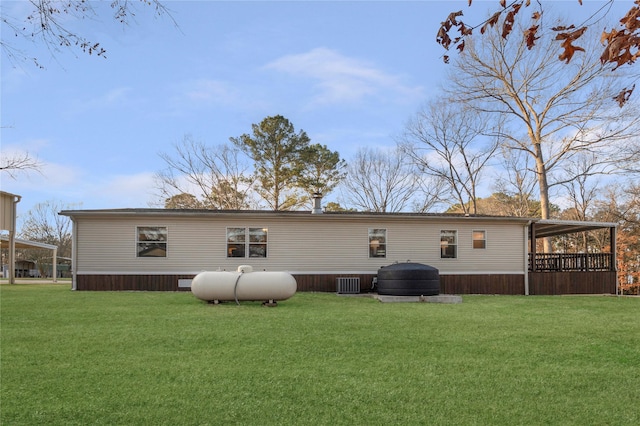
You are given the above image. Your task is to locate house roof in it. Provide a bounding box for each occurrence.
[58,208,617,237]
[58,208,535,223]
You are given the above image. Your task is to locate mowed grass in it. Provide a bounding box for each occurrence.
[1,285,639,425]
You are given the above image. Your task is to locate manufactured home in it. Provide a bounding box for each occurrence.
[59,206,617,295]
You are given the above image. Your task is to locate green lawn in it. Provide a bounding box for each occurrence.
[1,285,639,425]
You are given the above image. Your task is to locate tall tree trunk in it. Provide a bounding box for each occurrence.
[534,143,553,252]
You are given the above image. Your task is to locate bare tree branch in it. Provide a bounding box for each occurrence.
[0,151,43,179]
[400,98,500,214]
[154,135,256,210]
[341,147,421,213]
[1,0,177,67]
[492,145,540,217]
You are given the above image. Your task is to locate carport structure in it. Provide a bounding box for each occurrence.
[0,235,59,281]
[0,191,58,283]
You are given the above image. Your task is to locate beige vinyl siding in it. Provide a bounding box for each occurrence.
[77,218,220,272]
[74,214,526,275]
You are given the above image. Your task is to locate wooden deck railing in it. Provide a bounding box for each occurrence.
[529,253,613,272]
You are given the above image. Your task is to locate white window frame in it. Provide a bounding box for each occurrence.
[369,228,387,258]
[136,226,168,258]
[226,227,268,258]
[440,229,457,259]
[472,230,487,249]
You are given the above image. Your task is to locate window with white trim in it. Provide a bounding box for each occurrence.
[440,230,457,258]
[369,228,386,258]
[227,227,268,258]
[473,230,486,249]
[137,226,167,257]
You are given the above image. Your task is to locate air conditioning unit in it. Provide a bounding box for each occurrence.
[336,277,360,294]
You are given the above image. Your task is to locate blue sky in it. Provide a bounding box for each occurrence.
[1,0,629,221]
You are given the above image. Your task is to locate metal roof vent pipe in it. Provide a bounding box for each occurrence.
[312,192,323,214]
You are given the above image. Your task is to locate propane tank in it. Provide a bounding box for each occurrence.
[191,265,296,304]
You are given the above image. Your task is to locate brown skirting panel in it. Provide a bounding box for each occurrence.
[75,274,378,292]
[298,274,527,294]
[76,275,195,291]
[440,274,525,295]
[528,271,617,295]
[293,274,377,293]
[76,273,526,294]
[77,272,620,295]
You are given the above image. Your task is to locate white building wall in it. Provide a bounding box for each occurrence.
[73,213,526,275]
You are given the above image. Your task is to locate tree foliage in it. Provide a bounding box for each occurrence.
[436,0,640,105]
[164,193,204,209]
[445,192,552,218]
[593,183,640,294]
[230,115,307,210]
[155,135,255,210]
[231,115,326,211]
[157,118,344,212]
[297,143,346,199]
[323,202,357,213]
[444,9,640,236]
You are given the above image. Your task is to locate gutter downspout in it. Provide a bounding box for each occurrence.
[52,247,58,283]
[9,195,21,285]
[524,221,532,296]
[71,217,77,291]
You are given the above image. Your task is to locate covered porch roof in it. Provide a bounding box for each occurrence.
[530,219,617,239]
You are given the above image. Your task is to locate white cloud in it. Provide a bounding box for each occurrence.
[64,87,134,116]
[184,79,238,103]
[1,139,49,154]
[1,161,87,220]
[0,66,32,93]
[85,87,133,108]
[1,138,156,208]
[103,87,131,104]
[264,47,423,105]
[3,160,84,192]
[173,78,269,113]
[2,159,156,213]
[95,172,158,208]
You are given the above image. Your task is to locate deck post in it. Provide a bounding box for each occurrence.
[610,226,617,272]
[524,224,530,295]
[530,222,537,272]
[610,225,617,295]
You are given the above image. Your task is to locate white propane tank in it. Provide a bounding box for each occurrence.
[191,266,297,303]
